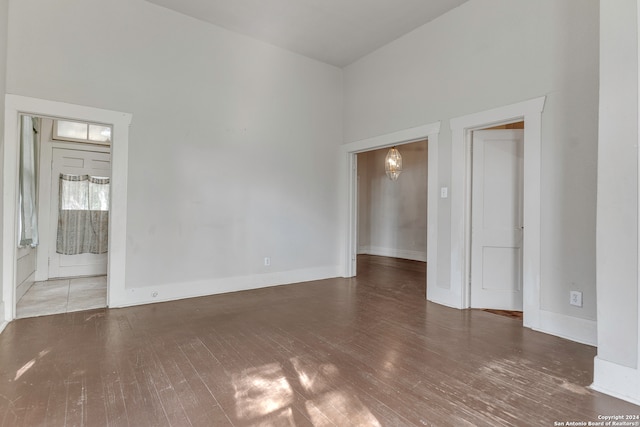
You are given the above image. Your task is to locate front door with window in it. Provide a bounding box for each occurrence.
[49,148,111,278]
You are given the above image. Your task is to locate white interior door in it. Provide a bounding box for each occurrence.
[49,148,111,278]
[470,129,524,310]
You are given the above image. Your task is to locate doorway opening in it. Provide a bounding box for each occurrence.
[355,140,428,294]
[448,96,545,330]
[15,116,112,318]
[469,121,524,315]
[355,140,428,282]
[2,95,132,323]
[341,121,441,294]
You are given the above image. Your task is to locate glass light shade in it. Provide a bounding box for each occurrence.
[385,147,402,180]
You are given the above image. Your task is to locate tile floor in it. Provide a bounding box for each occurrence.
[16,275,107,318]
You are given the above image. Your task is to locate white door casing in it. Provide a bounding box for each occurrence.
[49,148,111,278]
[470,130,524,310]
[2,95,132,322]
[341,122,442,282]
[447,96,544,330]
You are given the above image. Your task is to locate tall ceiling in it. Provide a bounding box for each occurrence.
[145,0,469,67]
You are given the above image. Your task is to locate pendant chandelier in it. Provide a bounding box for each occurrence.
[385,146,402,181]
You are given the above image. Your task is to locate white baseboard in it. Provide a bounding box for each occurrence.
[533,309,597,346]
[425,293,597,346]
[109,265,340,308]
[592,356,640,405]
[0,321,7,335]
[358,246,427,262]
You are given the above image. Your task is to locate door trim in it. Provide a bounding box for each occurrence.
[2,95,132,321]
[340,121,441,289]
[449,96,545,329]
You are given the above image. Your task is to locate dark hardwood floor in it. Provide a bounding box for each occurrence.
[0,255,637,426]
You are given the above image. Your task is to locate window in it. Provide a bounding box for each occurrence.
[59,174,110,211]
[53,119,112,145]
[57,174,110,255]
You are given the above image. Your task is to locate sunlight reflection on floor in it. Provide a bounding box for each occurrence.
[232,357,381,426]
[290,357,337,394]
[305,390,381,427]
[14,348,51,381]
[232,363,294,420]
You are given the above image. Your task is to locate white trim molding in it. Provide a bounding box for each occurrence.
[636,0,640,405]
[635,0,640,408]
[535,310,597,347]
[448,97,546,327]
[592,0,640,406]
[2,94,132,322]
[340,122,441,285]
[111,265,340,308]
[592,357,640,406]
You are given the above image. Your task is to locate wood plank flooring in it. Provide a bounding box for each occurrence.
[0,255,638,426]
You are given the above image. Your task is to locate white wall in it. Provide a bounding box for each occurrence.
[592,0,640,405]
[357,141,427,261]
[15,247,35,300]
[344,0,599,325]
[6,0,343,304]
[0,0,9,326]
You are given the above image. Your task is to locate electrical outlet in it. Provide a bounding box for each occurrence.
[264,257,271,266]
[569,291,583,307]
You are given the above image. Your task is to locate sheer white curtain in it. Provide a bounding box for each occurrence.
[56,174,110,255]
[19,115,39,248]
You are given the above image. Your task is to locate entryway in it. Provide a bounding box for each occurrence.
[356,141,428,260]
[15,116,111,318]
[444,96,545,331]
[342,121,441,283]
[2,94,132,324]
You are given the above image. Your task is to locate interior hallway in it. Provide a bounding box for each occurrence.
[0,256,637,426]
